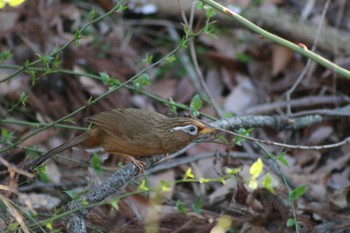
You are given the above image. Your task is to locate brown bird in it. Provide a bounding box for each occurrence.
[25,108,216,172]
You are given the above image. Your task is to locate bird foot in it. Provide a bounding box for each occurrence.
[128,156,145,173]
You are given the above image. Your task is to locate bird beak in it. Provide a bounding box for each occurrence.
[199,125,217,135]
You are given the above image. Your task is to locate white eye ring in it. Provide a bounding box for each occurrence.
[170,125,198,135]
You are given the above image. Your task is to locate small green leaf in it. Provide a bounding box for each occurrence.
[0,50,12,60]
[87,96,94,105]
[167,97,177,114]
[277,152,289,167]
[64,190,79,200]
[233,128,254,146]
[176,199,187,215]
[133,73,151,90]
[286,218,296,227]
[206,7,216,18]
[116,4,128,12]
[181,22,189,36]
[180,37,188,48]
[224,167,240,175]
[190,94,202,110]
[190,94,202,117]
[88,7,96,20]
[236,52,252,63]
[63,117,76,124]
[261,173,275,193]
[75,29,81,46]
[165,55,176,63]
[138,178,149,192]
[45,222,53,231]
[7,222,19,231]
[192,197,202,214]
[110,200,119,210]
[195,1,204,10]
[20,92,28,105]
[81,198,89,206]
[223,112,234,118]
[37,165,49,183]
[160,180,171,192]
[143,54,153,65]
[2,128,15,143]
[100,72,120,87]
[90,153,102,172]
[289,185,307,201]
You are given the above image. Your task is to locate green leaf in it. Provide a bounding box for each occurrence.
[224,167,240,175]
[90,153,102,172]
[180,37,188,48]
[206,7,216,18]
[190,95,202,110]
[81,198,89,206]
[37,165,49,183]
[110,200,119,210]
[261,173,275,193]
[236,52,252,63]
[133,73,151,90]
[165,55,176,63]
[138,178,149,192]
[19,92,28,105]
[64,190,79,200]
[143,54,153,65]
[2,128,15,143]
[99,72,120,87]
[223,112,234,118]
[277,152,289,167]
[75,29,81,46]
[233,128,254,146]
[289,185,307,201]
[167,97,177,114]
[88,7,96,20]
[192,197,202,214]
[286,218,296,227]
[195,1,204,10]
[0,50,12,60]
[190,94,202,117]
[7,222,19,232]
[176,199,187,215]
[160,180,171,192]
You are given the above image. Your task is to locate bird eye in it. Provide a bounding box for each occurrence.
[186,125,197,135]
[170,125,198,135]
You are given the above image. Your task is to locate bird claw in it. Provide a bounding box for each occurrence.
[129,157,145,173]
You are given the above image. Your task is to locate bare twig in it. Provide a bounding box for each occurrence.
[286,0,331,115]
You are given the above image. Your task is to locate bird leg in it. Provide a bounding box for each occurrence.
[117,154,146,173]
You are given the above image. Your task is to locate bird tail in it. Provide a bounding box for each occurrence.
[24,132,89,171]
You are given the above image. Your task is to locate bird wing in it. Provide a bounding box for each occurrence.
[86,108,166,142]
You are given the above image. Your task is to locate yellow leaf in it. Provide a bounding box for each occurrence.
[250,158,263,179]
[248,179,258,190]
[0,1,6,8]
[8,0,25,7]
[184,167,195,180]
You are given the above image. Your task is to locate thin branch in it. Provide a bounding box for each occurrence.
[286,0,331,115]
[200,0,350,78]
[66,155,165,233]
